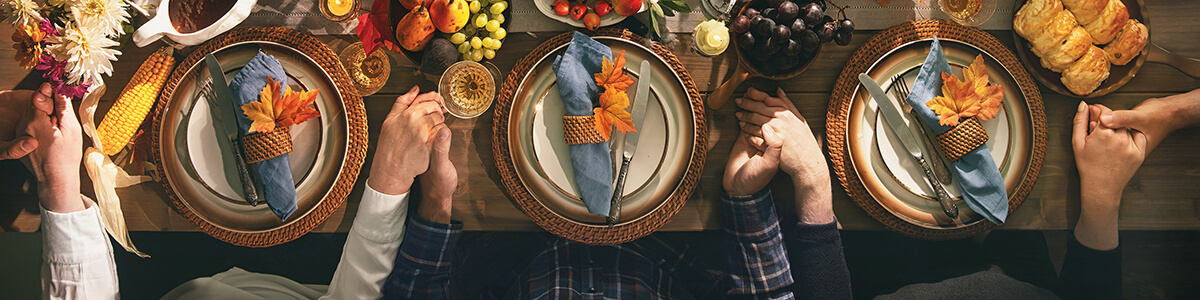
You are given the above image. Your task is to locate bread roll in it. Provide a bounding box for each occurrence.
[1032,10,1079,57]
[1014,0,1064,40]
[1061,0,1106,25]
[1104,19,1148,65]
[1041,27,1093,72]
[1062,46,1110,95]
[1084,0,1129,44]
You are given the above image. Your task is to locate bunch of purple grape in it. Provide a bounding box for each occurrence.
[729,0,854,74]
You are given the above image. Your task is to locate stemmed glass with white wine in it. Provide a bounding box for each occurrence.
[936,0,995,27]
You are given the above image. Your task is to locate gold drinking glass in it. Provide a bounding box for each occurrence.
[439,61,496,119]
[320,0,359,23]
[936,0,995,27]
[339,42,390,97]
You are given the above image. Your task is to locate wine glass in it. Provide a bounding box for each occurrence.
[935,0,995,27]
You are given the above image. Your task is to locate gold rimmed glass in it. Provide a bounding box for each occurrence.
[936,0,995,27]
[338,42,390,97]
[439,61,496,119]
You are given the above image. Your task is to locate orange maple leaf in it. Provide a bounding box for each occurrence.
[594,51,634,91]
[241,77,321,133]
[925,54,1004,127]
[593,88,636,140]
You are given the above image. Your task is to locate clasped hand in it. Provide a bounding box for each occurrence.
[723,87,833,224]
[368,86,456,223]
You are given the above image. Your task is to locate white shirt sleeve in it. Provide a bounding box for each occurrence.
[40,196,119,300]
[320,185,411,300]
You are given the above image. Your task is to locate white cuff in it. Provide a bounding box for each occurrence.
[350,184,410,243]
[40,196,111,265]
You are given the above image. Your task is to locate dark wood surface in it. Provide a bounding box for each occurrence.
[2,1,1199,233]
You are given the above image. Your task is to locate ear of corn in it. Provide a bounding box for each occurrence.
[97,46,175,156]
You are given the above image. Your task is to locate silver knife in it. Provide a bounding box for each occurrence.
[205,54,261,206]
[607,60,653,225]
[859,73,958,219]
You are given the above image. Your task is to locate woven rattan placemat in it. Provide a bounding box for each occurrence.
[151,27,368,247]
[826,19,1047,240]
[492,28,706,245]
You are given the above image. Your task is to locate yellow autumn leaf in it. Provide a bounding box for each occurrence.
[594,51,634,92]
[593,88,635,140]
[925,54,1004,127]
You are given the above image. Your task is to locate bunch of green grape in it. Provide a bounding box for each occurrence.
[448,0,508,62]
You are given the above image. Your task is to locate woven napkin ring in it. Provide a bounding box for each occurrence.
[563,115,606,145]
[935,117,988,162]
[242,127,294,164]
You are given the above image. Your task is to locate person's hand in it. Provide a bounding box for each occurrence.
[417,126,456,223]
[1072,101,1148,250]
[722,125,781,197]
[22,86,84,213]
[735,87,833,224]
[0,83,56,160]
[1099,89,1200,154]
[368,86,447,196]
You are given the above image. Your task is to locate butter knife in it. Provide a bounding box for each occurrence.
[205,54,261,206]
[607,60,653,225]
[860,73,958,219]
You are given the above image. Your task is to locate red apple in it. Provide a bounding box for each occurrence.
[594,0,611,16]
[553,0,570,15]
[570,2,587,20]
[612,0,641,17]
[582,11,600,30]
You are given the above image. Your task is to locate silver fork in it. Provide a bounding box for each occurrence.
[889,73,954,185]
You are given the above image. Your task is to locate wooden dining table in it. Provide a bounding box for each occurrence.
[1,0,1198,235]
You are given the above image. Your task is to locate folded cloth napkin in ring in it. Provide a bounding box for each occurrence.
[903,36,1009,225]
[552,31,614,216]
[227,51,298,221]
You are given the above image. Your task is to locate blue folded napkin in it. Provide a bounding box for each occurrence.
[903,37,1009,225]
[228,51,297,221]
[552,32,614,216]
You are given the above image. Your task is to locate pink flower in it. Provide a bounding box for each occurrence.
[38,19,57,37]
[54,82,91,99]
[35,53,66,82]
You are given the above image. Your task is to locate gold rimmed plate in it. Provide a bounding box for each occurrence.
[151,27,368,247]
[827,20,1047,240]
[494,29,706,245]
[161,42,347,231]
[852,39,1033,228]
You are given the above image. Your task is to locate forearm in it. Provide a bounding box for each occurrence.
[794,177,834,225]
[1170,89,1200,129]
[322,186,411,300]
[40,196,119,300]
[720,189,795,296]
[1074,187,1120,251]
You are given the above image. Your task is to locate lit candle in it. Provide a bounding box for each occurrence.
[327,0,353,16]
[692,19,729,57]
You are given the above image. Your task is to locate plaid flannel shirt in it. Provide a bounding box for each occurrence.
[382,188,820,299]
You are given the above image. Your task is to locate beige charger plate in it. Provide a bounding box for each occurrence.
[828,20,1047,240]
[493,29,707,245]
[151,27,367,247]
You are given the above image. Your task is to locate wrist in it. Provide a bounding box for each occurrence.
[39,182,84,213]
[417,197,452,224]
[368,175,414,196]
[793,177,834,224]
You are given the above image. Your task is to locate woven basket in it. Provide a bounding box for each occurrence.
[827,20,1048,240]
[151,27,368,247]
[492,28,707,245]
